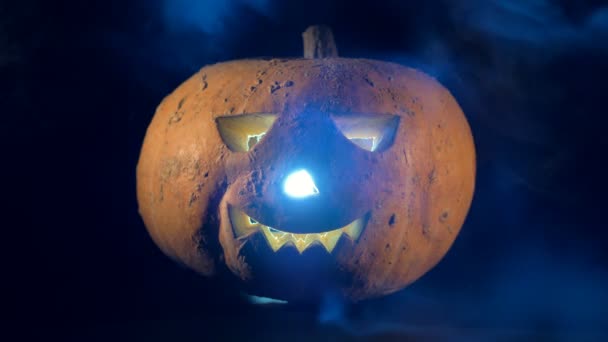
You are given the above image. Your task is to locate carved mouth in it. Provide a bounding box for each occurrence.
[228,206,367,254]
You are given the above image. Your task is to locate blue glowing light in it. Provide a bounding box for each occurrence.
[246,294,288,305]
[283,169,319,198]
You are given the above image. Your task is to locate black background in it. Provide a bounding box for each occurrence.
[5,0,608,340]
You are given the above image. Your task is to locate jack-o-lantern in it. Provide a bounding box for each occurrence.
[137,26,475,301]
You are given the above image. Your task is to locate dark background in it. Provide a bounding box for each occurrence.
[5,0,608,340]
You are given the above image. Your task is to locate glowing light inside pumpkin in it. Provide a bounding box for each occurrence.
[283,169,319,198]
[247,133,266,150]
[228,206,366,254]
[349,137,378,151]
[216,113,276,152]
[332,113,400,152]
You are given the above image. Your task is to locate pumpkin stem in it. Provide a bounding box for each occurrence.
[302,25,338,59]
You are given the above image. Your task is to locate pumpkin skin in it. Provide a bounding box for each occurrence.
[136,57,475,301]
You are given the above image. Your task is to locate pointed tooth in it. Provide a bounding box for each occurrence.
[258,217,366,253]
[319,230,342,252]
[342,219,363,240]
[261,226,288,252]
[269,240,282,251]
[293,233,316,253]
[260,226,279,251]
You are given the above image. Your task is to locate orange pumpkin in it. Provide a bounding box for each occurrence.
[136,26,475,301]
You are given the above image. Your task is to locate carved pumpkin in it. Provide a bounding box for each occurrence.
[136,26,475,301]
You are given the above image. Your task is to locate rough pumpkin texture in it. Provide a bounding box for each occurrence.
[136,58,475,301]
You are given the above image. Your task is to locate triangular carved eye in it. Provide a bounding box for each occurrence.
[332,114,400,152]
[216,114,277,152]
